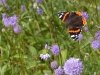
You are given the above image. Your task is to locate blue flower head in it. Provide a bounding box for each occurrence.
[9,14,18,26]
[82,12,88,20]
[13,25,22,34]
[78,34,83,40]
[37,7,43,15]
[0,0,6,5]
[55,66,64,75]
[95,31,100,40]
[21,5,26,11]
[63,58,83,75]
[51,44,60,55]
[91,40,100,50]
[50,61,58,69]
[45,44,50,49]
[2,14,18,27]
[84,26,88,31]
[36,0,43,3]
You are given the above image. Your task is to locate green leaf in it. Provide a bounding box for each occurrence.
[28,46,37,56]
[0,64,8,75]
[61,49,67,64]
[13,54,28,59]
[34,70,41,75]
[27,61,37,69]
[0,58,7,62]
[4,69,11,75]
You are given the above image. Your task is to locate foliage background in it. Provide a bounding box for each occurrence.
[0,0,100,75]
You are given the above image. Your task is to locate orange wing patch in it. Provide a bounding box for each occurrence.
[75,11,82,16]
[69,29,81,33]
[62,12,69,22]
[75,11,87,25]
[82,17,86,25]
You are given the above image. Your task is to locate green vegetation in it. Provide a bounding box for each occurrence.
[0,0,100,75]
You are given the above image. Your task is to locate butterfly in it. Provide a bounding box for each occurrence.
[58,11,86,40]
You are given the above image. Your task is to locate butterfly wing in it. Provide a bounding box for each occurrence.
[58,11,86,41]
[68,27,82,40]
[58,11,69,22]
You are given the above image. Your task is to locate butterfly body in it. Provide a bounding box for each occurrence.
[58,11,86,40]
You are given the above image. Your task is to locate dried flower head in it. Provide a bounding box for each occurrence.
[44,73,49,75]
[1,28,5,32]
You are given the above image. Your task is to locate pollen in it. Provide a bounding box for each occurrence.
[75,11,82,16]
[82,17,86,25]
[62,12,69,22]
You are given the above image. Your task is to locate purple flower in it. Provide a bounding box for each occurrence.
[51,44,60,55]
[54,66,64,75]
[40,54,50,60]
[2,17,11,27]
[82,12,88,20]
[50,61,58,69]
[95,31,100,40]
[36,0,43,3]
[78,34,83,40]
[0,0,6,5]
[91,40,100,50]
[45,44,50,49]
[9,14,18,26]
[21,5,26,11]
[63,58,83,75]
[2,14,18,27]
[13,25,22,34]
[37,7,43,15]
[2,13,7,18]
[84,26,88,31]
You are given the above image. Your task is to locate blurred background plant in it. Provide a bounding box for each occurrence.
[0,0,100,75]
